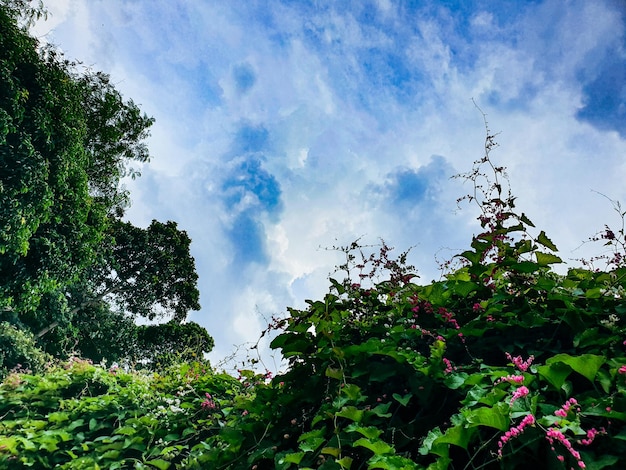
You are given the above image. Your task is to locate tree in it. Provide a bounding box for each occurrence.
[1,4,204,368]
[134,321,214,368]
[0,6,154,316]
[88,219,201,322]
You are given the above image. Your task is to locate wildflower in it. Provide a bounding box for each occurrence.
[554,398,578,418]
[443,357,456,374]
[619,365,626,374]
[472,302,483,313]
[510,386,529,407]
[494,374,524,385]
[498,414,535,457]
[505,352,534,372]
[545,428,586,468]
[201,393,216,410]
[580,427,604,446]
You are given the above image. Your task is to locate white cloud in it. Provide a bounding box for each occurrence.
[34,0,626,372]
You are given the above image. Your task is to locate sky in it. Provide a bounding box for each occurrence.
[31,0,626,371]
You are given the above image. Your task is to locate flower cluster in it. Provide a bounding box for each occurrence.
[498,413,535,457]
[442,357,456,374]
[546,428,586,468]
[580,427,604,446]
[509,385,529,407]
[494,374,524,385]
[554,397,578,418]
[201,393,216,410]
[505,352,534,372]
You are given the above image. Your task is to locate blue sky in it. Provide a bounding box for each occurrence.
[33,0,626,370]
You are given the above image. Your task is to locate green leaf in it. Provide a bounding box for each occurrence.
[114,426,137,436]
[418,428,448,457]
[520,213,535,227]
[346,424,383,440]
[433,425,474,450]
[325,366,343,380]
[341,384,362,401]
[337,456,354,469]
[510,261,540,273]
[298,429,326,453]
[335,406,364,423]
[321,447,341,457]
[392,393,412,407]
[353,438,394,455]
[464,404,509,431]
[546,354,605,383]
[370,402,392,418]
[281,452,305,464]
[536,363,572,390]
[444,373,467,390]
[146,459,171,470]
[101,450,121,460]
[535,251,562,265]
[537,231,558,251]
[367,454,418,469]
[47,412,69,424]
[585,287,604,299]
[581,453,619,470]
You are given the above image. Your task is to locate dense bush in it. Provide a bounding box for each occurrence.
[0,321,50,378]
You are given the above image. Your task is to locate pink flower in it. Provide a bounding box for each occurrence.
[443,357,456,374]
[545,428,587,468]
[554,398,578,418]
[510,386,529,407]
[498,414,535,457]
[619,365,626,374]
[201,393,216,410]
[494,374,524,385]
[505,352,534,372]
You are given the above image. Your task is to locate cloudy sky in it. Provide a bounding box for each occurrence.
[32,0,626,370]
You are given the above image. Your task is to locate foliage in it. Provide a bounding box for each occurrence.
[0,359,242,469]
[0,322,49,378]
[0,2,206,368]
[134,321,215,369]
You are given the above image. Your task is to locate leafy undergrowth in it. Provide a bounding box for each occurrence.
[3,129,626,469]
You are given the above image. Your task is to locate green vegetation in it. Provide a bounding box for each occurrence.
[0,2,209,372]
[2,2,626,469]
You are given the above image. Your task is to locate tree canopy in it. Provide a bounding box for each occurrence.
[0,2,210,372]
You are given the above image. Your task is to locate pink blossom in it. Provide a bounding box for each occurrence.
[498,414,535,457]
[510,386,529,407]
[554,398,578,418]
[201,393,216,410]
[494,374,524,385]
[619,365,626,374]
[443,357,456,374]
[545,428,586,468]
[505,352,534,372]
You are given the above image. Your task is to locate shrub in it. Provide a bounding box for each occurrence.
[0,321,50,379]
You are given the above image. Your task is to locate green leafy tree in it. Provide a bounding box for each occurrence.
[0,5,154,317]
[134,321,214,368]
[22,219,201,361]
[1,4,204,369]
